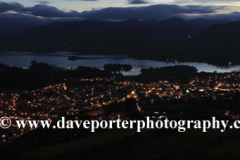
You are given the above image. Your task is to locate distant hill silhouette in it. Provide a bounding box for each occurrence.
[198,20,240,42]
[0,22,41,38]
[104,17,200,42]
[188,18,231,30]
[142,19,159,24]
[0,20,159,54]
[1,17,240,66]
[151,17,199,41]
[172,20,240,65]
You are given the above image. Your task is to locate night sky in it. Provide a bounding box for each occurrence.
[1,1,240,20]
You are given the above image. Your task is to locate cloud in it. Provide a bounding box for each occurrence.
[192,0,239,1]
[0,2,238,21]
[37,1,50,5]
[128,0,148,4]
[19,5,82,17]
[0,12,85,24]
[80,4,217,19]
[0,13,50,25]
[175,0,240,3]
[187,11,240,21]
[0,2,23,12]
[17,4,223,19]
[66,0,97,1]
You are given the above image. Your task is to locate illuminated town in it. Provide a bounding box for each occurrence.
[1,72,240,144]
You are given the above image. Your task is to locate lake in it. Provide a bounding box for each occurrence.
[1,51,240,75]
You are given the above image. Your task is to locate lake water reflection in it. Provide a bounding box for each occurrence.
[0,52,240,76]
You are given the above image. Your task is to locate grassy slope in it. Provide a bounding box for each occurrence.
[24,129,138,159]
[129,129,240,159]
[23,127,240,160]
